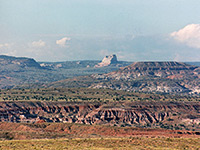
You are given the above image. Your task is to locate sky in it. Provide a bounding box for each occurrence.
[0,0,200,62]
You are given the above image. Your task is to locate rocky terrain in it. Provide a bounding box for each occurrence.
[44,61,200,95]
[103,61,198,79]
[90,61,200,95]
[0,101,199,131]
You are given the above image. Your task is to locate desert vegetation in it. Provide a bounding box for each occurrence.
[0,87,199,102]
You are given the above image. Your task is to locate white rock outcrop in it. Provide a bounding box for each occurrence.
[95,54,118,67]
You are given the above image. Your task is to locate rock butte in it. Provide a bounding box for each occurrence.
[95,54,118,67]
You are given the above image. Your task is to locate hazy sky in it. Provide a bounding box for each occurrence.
[0,0,200,61]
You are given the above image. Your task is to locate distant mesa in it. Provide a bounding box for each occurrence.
[0,55,42,69]
[106,61,199,79]
[93,61,200,81]
[95,54,118,68]
[90,61,200,94]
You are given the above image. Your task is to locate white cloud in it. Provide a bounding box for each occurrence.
[0,43,13,49]
[170,24,200,48]
[56,37,71,47]
[31,40,46,47]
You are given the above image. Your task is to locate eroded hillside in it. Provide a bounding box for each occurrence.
[0,101,199,131]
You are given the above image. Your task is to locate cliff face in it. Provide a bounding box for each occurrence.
[1,101,199,131]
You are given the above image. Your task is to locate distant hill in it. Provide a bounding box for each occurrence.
[90,61,200,94]
[185,62,200,67]
[46,61,200,95]
[0,55,44,88]
[39,54,131,69]
[0,55,132,89]
[0,55,42,71]
[98,61,198,80]
[39,60,100,69]
[1,55,199,95]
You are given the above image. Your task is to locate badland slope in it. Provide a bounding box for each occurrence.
[0,101,199,131]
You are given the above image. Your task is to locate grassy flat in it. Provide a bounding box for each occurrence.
[0,137,199,150]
